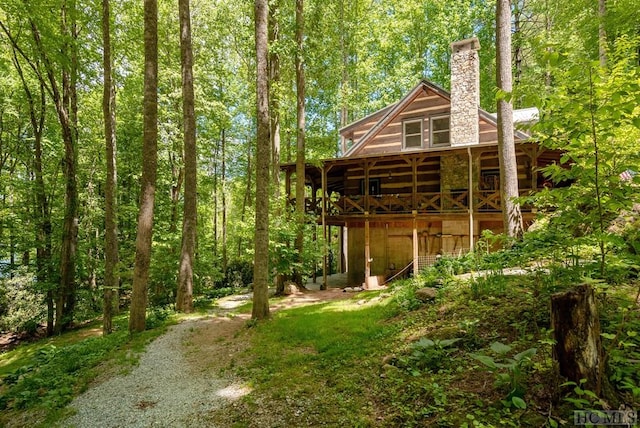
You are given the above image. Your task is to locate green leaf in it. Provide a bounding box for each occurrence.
[471,354,497,369]
[513,347,537,361]
[437,338,462,348]
[490,341,512,355]
[601,332,616,340]
[511,396,527,409]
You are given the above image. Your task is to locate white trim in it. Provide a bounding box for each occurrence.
[429,114,450,147]
[402,118,424,150]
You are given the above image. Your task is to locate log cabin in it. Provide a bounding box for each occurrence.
[282,38,561,287]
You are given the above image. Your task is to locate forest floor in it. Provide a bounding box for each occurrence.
[61,285,351,427]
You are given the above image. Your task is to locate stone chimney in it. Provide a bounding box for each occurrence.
[449,37,480,146]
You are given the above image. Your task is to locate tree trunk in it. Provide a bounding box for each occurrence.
[551,284,603,395]
[496,0,524,239]
[27,5,79,333]
[102,0,119,335]
[169,152,184,233]
[269,0,281,199]
[252,0,270,320]
[221,128,228,277]
[212,142,218,259]
[293,0,306,287]
[269,0,285,295]
[130,0,158,333]
[12,48,54,335]
[598,0,607,67]
[176,0,197,313]
[237,141,252,259]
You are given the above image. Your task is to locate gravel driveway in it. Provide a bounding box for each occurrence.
[61,287,349,428]
[61,317,249,428]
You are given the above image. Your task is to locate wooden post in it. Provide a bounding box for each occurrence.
[339,225,346,273]
[412,211,419,276]
[321,165,327,290]
[364,214,370,287]
[412,157,418,210]
[364,160,370,212]
[551,284,603,395]
[468,147,474,251]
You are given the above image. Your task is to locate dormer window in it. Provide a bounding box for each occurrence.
[430,115,450,146]
[403,119,423,150]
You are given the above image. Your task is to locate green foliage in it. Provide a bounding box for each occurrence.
[145,306,173,330]
[0,315,170,420]
[531,35,640,278]
[1,332,125,410]
[561,379,604,410]
[219,260,254,288]
[0,270,46,333]
[601,296,640,402]
[398,337,462,374]
[471,342,537,409]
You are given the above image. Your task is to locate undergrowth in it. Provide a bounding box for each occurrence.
[0,313,173,427]
[213,245,640,427]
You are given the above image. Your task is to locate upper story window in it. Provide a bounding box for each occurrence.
[430,115,450,146]
[403,119,423,150]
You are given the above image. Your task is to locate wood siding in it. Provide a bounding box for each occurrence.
[339,84,515,158]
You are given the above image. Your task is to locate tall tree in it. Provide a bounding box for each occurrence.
[10,48,53,335]
[252,0,270,320]
[293,0,306,287]
[176,0,196,313]
[18,2,81,333]
[130,0,158,333]
[496,0,523,239]
[269,0,281,200]
[102,0,119,335]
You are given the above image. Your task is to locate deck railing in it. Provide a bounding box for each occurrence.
[305,188,535,216]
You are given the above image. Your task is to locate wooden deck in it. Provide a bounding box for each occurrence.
[299,188,534,217]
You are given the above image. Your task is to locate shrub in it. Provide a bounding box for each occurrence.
[0,271,45,333]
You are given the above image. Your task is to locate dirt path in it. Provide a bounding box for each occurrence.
[62,288,349,427]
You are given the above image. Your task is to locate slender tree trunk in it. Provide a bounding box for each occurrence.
[169,151,184,233]
[237,141,252,259]
[252,0,270,320]
[130,0,158,333]
[496,0,523,239]
[212,142,218,259]
[26,5,79,333]
[269,0,285,294]
[293,0,306,287]
[11,47,54,335]
[269,0,281,198]
[339,0,349,129]
[513,0,523,108]
[221,128,228,277]
[177,0,197,313]
[598,0,607,67]
[102,0,119,334]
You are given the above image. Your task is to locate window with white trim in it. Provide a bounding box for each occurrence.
[403,119,423,150]
[430,115,450,146]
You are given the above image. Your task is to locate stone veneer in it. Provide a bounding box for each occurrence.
[440,153,468,191]
[450,38,480,147]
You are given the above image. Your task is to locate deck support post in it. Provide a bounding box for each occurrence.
[364,212,370,287]
[468,147,474,251]
[412,211,419,276]
[321,165,327,290]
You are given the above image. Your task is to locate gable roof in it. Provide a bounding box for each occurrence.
[342,79,531,157]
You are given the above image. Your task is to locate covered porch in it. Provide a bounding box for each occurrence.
[281,143,561,287]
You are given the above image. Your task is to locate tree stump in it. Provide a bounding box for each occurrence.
[551,284,603,395]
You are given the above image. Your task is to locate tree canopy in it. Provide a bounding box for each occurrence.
[0,0,637,331]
